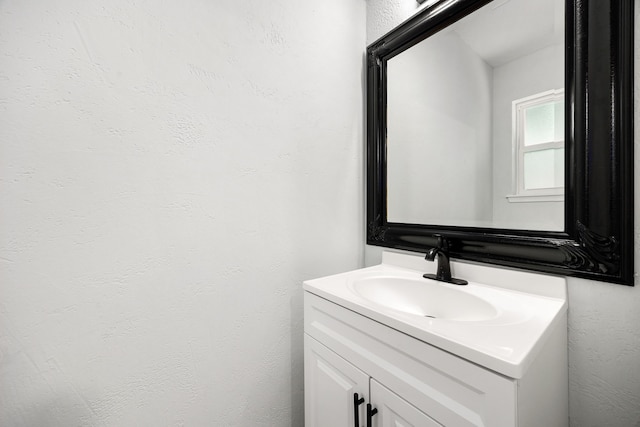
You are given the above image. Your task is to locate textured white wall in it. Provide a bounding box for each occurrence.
[0,0,365,425]
[366,0,421,45]
[365,2,640,426]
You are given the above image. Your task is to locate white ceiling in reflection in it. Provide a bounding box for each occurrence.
[448,0,564,67]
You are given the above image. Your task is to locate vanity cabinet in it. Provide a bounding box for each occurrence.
[304,291,567,427]
[305,335,440,427]
[304,335,369,427]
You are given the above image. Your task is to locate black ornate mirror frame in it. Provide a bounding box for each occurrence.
[367,0,634,285]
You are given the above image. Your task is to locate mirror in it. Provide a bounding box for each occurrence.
[367,0,634,284]
[386,0,564,230]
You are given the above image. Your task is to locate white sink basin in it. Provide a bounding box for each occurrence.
[350,276,498,321]
[304,252,568,378]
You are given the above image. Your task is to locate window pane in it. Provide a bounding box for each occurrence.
[524,101,563,146]
[524,148,564,189]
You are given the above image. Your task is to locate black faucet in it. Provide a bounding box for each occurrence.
[423,235,468,285]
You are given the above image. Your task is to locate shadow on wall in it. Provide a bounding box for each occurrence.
[5,395,98,427]
[290,287,305,427]
[233,285,305,427]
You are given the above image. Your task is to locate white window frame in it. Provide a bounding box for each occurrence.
[507,89,565,203]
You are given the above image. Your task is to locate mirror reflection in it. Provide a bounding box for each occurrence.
[386,0,564,230]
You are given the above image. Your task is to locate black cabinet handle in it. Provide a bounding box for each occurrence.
[366,403,378,427]
[353,393,365,427]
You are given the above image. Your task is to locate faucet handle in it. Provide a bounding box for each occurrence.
[425,234,447,262]
[433,234,448,251]
[424,234,468,285]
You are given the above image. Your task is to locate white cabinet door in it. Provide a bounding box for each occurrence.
[305,335,370,427]
[370,379,442,427]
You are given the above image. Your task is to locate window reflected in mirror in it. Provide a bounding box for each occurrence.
[386,0,564,231]
[509,89,564,202]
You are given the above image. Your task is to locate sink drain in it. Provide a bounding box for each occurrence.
[424,315,436,319]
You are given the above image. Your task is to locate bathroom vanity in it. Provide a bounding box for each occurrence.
[303,251,568,427]
[307,0,634,422]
